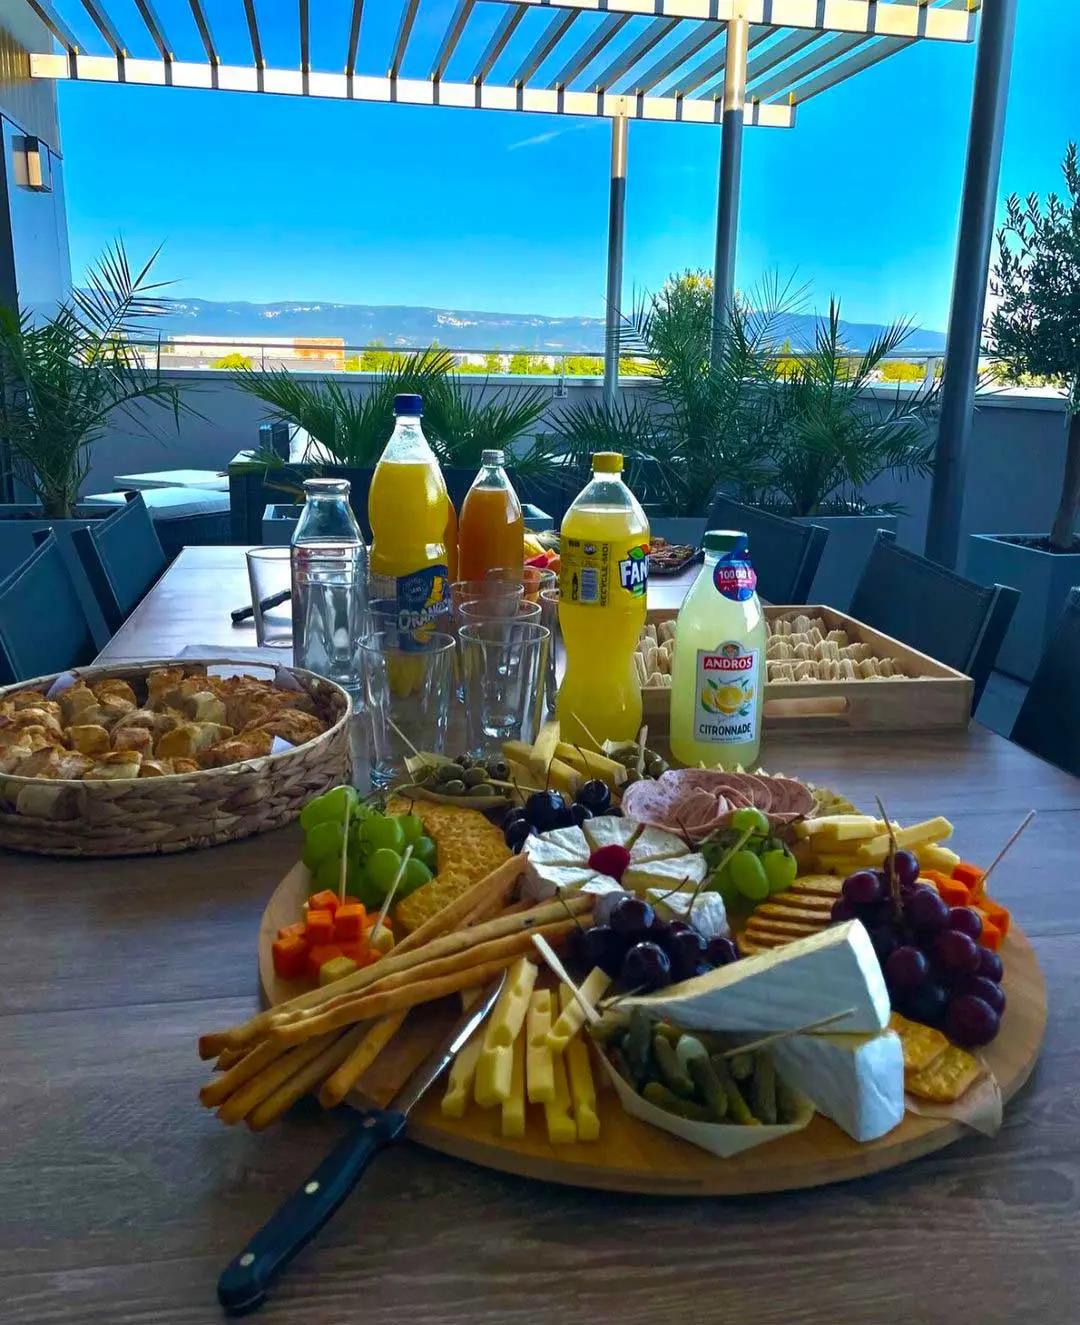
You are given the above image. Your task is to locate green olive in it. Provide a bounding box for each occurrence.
[467,783,496,797]
[440,778,467,795]
[462,767,487,787]
[486,758,510,782]
[435,764,461,785]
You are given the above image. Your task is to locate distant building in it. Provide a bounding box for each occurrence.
[165,335,346,366]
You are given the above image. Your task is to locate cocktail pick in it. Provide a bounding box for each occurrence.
[570,711,603,753]
[718,1008,857,1058]
[530,933,601,1025]
[977,810,1036,894]
[337,795,352,909]
[370,844,413,941]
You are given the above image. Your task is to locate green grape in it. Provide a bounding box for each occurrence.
[302,820,345,871]
[729,807,770,838]
[412,835,437,870]
[347,864,386,911]
[366,847,403,896]
[398,857,433,899]
[314,854,343,893]
[729,849,770,901]
[397,813,424,845]
[299,785,357,833]
[360,814,406,853]
[761,848,797,895]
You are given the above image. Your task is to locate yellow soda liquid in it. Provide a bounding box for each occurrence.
[557,454,650,746]
[669,530,766,768]
[369,395,449,650]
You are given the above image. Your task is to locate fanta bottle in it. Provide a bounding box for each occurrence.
[368,394,449,640]
[458,449,524,580]
[669,530,765,769]
[557,453,649,746]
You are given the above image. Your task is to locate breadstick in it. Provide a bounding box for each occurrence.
[272,919,586,1045]
[269,898,591,1031]
[200,1037,282,1108]
[216,1032,337,1125]
[248,1025,368,1131]
[198,867,559,1058]
[269,940,577,1049]
[318,1011,408,1109]
[214,1046,250,1072]
[394,855,525,954]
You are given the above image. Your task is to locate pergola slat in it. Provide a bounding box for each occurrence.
[186,0,218,66]
[510,9,578,86]
[24,0,80,54]
[590,17,679,92]
[626,19,719,94]
[131,0,172,60]
[430,0,476,80]
[471,6,526,82]
[547,12,629,88]
[389,0,421,78]
[80,0,127,56]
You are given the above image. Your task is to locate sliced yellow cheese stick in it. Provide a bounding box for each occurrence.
[474,1044,513,1108]
[526,989,556,1104]
[546,967,612,1053]
[856,817,954,861]
[441,1032,484,1119]
[544,1043,577,1144]
[557,987,600,1142]
[918,843,961,873]
[501,1029,527,1139]
[554,743,628,786]
[487,956,538,1048]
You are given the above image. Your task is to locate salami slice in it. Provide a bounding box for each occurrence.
[767,776,816,818]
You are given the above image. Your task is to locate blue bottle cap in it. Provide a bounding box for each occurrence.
[394,393,423,416]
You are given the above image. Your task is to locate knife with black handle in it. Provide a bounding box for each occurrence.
[216,974,506,1316]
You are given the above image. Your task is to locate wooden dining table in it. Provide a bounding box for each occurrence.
[2,546,1077,1323]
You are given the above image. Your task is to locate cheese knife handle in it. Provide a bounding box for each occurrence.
[216,1109,406,1315]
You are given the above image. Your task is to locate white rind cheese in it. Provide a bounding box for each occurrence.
[583,815,639,852]
[623,853,708,895]
[648,889,729,940]
[770,1030,905,1142]
[622,921,890,1034]
[629,827,689,865]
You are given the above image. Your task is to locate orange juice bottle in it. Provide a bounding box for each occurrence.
[557,453,649,746]
[457,449,524,580]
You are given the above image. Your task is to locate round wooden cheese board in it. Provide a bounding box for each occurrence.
[259,865,1046,1195]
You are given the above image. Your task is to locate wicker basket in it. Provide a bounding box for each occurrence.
[0,658,352,857]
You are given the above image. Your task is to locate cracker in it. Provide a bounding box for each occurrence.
[905,1043,982,1102]
[889,1011,949,1073]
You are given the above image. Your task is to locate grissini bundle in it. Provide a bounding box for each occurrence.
[216,1032,337,1125]
[317,1012,409,1110]
[247,1025,369,1131]
[197,855,527,1060]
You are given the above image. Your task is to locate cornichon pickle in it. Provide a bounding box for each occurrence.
[750,1052,778,1125]
[687,1054,729,1120]
[642,1081,712,1122]
[711,1053,759,1126]
[653,1033,696,1098]
[729,1051,754,1081]
[625,1008,654,1082]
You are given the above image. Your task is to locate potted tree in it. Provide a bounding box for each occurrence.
[752,300,937,609]
[0,242,185,627]
[966,142,1080,679]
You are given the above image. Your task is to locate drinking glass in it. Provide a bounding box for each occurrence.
[359,631,456,788]
[459,621,550,754]
[487,564,557,604]
[245,547,293,648]
[456,598,541,628]
[450,578,522,620]
[538,586,560,714]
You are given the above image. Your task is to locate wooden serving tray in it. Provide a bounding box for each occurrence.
[642,605,974,734]
[258,865,1045,1196]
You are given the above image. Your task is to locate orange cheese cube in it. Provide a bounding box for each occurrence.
[308,889,341,914]
[305,909,335,945]
[272,935,309,981]
[306,944,343,981]
[334,903,367,943]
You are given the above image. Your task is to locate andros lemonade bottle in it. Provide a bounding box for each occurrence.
[368,394,449,639]
[669,530,766,769]
[557,453,649,746]
[458,449,524,580]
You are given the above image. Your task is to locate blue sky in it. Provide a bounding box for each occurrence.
[58,2,1078,333]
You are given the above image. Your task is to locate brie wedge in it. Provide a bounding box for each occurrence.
[623,853,708,895]
[648,889,729,940]
[770,1030,905,1141]
[622,921,890,1034]
[583,815,639,852]
[629,826,689,865]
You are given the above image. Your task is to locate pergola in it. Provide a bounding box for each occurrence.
[16,0,1017,565]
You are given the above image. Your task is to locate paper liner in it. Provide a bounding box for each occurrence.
[905,1063,1003,1137]
[597,1051,814,1158]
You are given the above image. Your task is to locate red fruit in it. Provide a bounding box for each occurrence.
[946,994,1001,1047]
[525,553,550,568]
[948,906,984,941]
[933,928,981,975]
[588,844,631,881]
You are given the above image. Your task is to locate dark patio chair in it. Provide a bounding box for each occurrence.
[849,530,1020,709]
[71,492,167,633]
[704,494,828,604]
[0,531,99,684]
[1011,587,1080,776]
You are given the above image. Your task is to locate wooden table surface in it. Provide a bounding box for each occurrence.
[4,547,1078,1323]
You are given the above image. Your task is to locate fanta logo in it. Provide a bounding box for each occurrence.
[703,653,753,671]
[618,544,649,594]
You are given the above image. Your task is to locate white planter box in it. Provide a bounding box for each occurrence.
[791,514,898,610]
[966,533,1080,681]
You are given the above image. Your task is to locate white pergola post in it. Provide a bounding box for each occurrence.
[925,0,1018,568]
[603,113,629,406]
[711,13,749,360]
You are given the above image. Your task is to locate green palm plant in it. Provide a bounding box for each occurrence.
[0,242,185,518]
[753,301,938,517]
[547,270,802,515]
[423,374,551,472]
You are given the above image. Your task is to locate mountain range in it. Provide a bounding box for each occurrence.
[154,297,948,355]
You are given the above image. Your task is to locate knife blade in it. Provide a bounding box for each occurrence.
[217,973,507,1316]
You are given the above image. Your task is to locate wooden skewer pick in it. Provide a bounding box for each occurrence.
[570,711,603,754]
[635,724,648,778]
[720,1008,856,1058]
[530,933,600,1025]
[337,795,352,908]
[371,844,413,940]
[978,809,1036,894]
[387,715,421,759]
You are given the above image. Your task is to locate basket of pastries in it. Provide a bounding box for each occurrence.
[0,659,351,857]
